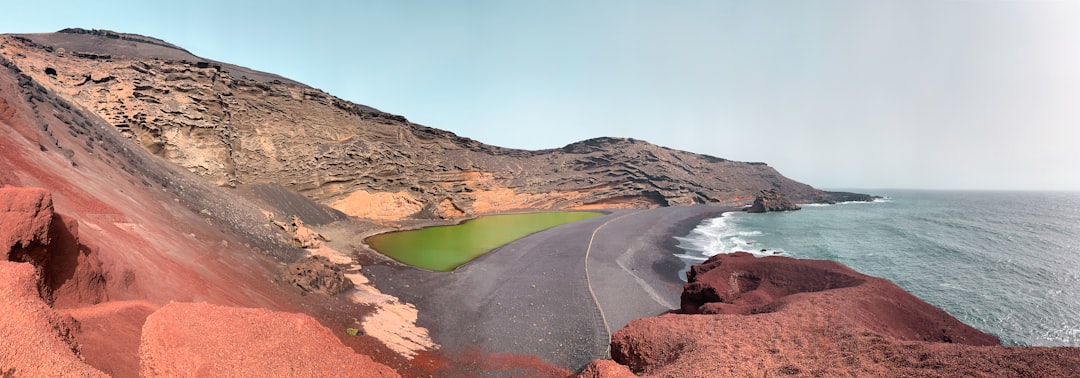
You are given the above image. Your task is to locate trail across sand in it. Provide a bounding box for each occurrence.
[364,205,732,370]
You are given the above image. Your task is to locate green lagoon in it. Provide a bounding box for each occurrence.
[367,211,603,271]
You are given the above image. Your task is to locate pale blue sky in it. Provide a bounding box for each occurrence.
[4,1,1079,190]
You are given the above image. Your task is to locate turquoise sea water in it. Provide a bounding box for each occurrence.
[674,190,1080,346]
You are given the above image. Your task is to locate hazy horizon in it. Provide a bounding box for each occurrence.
[4,1,1079,191]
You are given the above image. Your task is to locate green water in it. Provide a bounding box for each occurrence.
[366,211,604,271]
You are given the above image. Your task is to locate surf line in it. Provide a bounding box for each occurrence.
[584,210,642,356]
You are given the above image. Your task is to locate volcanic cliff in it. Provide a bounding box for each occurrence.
[0,28,863,223]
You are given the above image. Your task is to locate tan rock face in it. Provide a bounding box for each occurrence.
[139,302,399,378]
[331,190,424,220]
[0,31,855,222]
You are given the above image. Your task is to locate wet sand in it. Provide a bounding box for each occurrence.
[363,205,732,371]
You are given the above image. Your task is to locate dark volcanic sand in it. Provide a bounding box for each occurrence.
[363,205,732,371]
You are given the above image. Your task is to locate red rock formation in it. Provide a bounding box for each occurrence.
[583,252,1080,377]
[678,252,996,344]
[1,187,54,263]
[139,302,398,377]
[577,359,635,378]
[0,261,106,377]
[1,187,107,307]
[60,301,159,378]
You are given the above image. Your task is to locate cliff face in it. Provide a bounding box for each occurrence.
[1,29,849,221]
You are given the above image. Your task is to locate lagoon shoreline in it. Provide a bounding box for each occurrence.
[362,205,734,371]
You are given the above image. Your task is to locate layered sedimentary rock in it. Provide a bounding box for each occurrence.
[1,29,857,222]
[1,30,397,375]
[583,252,1080,377]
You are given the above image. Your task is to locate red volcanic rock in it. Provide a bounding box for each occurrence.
[0,261,107,377]
[139,302,398,377]
[1,186,54,262]
[596,252,1080,377]
[576,359,635,378]
[679,252,995,345]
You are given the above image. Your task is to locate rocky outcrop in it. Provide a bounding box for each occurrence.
[1,187,106,307]
[286,255,351,295]
[822,190,881,203]
[1,187,54,263]
[0,261,107,377]
[584,252,1080,377]
[270,213,327,249]
[139,302,399,377]
[743,188,801,213]
[0,31,865,222]
[677,252,996,344]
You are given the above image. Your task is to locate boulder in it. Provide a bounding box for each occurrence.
[139,302,398,377]
[286,255,351,295]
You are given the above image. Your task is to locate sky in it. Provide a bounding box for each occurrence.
[3,1,1079,190]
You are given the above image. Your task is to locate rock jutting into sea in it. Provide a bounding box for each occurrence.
[743,188,802,213]
[579,252,1080,377]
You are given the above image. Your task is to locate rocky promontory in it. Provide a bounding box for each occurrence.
[743,188,801,213]
[583,252,1080,377]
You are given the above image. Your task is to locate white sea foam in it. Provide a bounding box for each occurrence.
[800,197,891,207]
[674,212,783,260]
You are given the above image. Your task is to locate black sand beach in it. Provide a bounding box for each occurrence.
[363,205,732,370]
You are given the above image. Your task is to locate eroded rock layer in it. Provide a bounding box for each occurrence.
[1,29,855,221]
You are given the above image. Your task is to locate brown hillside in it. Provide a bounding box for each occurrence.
[1,29,863,222]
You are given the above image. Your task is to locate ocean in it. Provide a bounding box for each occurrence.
[674,190,1080,347]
